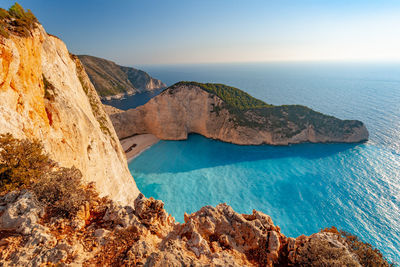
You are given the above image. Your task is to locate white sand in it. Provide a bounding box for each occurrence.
[121,134,160,162]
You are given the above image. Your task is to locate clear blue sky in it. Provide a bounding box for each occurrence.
[1,0,400,65]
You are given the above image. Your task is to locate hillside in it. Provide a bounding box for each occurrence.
[78,55,166,99]
[110,81,369,145]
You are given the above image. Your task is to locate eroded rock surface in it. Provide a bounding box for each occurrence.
[0,191,362,266]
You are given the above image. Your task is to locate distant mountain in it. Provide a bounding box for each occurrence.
[78,55,166,99]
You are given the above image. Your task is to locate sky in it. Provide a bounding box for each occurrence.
[1,0,400,65]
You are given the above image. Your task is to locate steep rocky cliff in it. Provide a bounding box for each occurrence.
[78,55,166,99]
[110,82,369,145]
[0,9,139,204]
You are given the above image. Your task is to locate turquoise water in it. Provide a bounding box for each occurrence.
[129,62,400,261]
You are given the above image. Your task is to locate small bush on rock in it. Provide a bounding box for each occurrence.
[0,133,95,219]
[0,133,51,192]
[294,233,360,267]
[33,167,94,219]
[85,226,139,266]
[321,226,395,267]
[0,2,38,38]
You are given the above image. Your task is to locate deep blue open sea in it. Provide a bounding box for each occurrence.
[126,62,400,262]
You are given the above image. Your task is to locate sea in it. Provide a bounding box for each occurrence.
[107,62,400,262]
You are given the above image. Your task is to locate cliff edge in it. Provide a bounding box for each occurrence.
[110,82,369,145]
[0,6,139,204]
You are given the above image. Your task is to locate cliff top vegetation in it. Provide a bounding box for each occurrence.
[0,2,38,38]
[170,81,273,110]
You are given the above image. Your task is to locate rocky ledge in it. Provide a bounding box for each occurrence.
[0,190,378,266]
[109,82,369,145]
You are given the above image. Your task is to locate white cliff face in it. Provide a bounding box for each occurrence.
[0,25,139,205]
[110,85,369,145]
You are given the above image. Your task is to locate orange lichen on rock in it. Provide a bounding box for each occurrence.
[0,47,13,89]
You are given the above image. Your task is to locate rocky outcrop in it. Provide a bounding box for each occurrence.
[0,21,139,204]
[102,104,123,115]
[110,82,369,145]
[0,190,363,266]
[78,55,166,99]
[0,190,89,265]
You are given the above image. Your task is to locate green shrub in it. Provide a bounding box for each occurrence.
[0,133,50,192]
[0,2,38,38]
[0,133,95,219]
[8,3,37,23]
[0,25,9,38]
[0,8,10,19]
[8,3,24,19]
[170,81,272,111]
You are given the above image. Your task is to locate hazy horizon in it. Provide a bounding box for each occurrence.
[2,0,400,65]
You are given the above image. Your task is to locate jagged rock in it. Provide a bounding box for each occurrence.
[71,201,91,230]
[103,201,139,228]
[94,228,110,245]
[0,190,366,266]
[0,191,43,234]
[288,232,361,266]
[133,193,175,235]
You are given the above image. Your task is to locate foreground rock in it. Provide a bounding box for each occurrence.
[110,82,369,145]
[0,190,366,266]
[0,12,139,204]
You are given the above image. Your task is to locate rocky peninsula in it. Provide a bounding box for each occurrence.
[109,82,369,145]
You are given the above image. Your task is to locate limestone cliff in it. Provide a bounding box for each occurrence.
[78,55,166,100]
[110,82,369,145]
[0,18,139,204]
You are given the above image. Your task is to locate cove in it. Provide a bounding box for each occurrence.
[129,134,400,261]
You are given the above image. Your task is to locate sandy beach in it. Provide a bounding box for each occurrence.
[120,134,160,162]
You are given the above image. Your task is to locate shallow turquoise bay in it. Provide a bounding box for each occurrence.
[128,63,400,262]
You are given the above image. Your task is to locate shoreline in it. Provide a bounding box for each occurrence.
[120,134,160,162]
